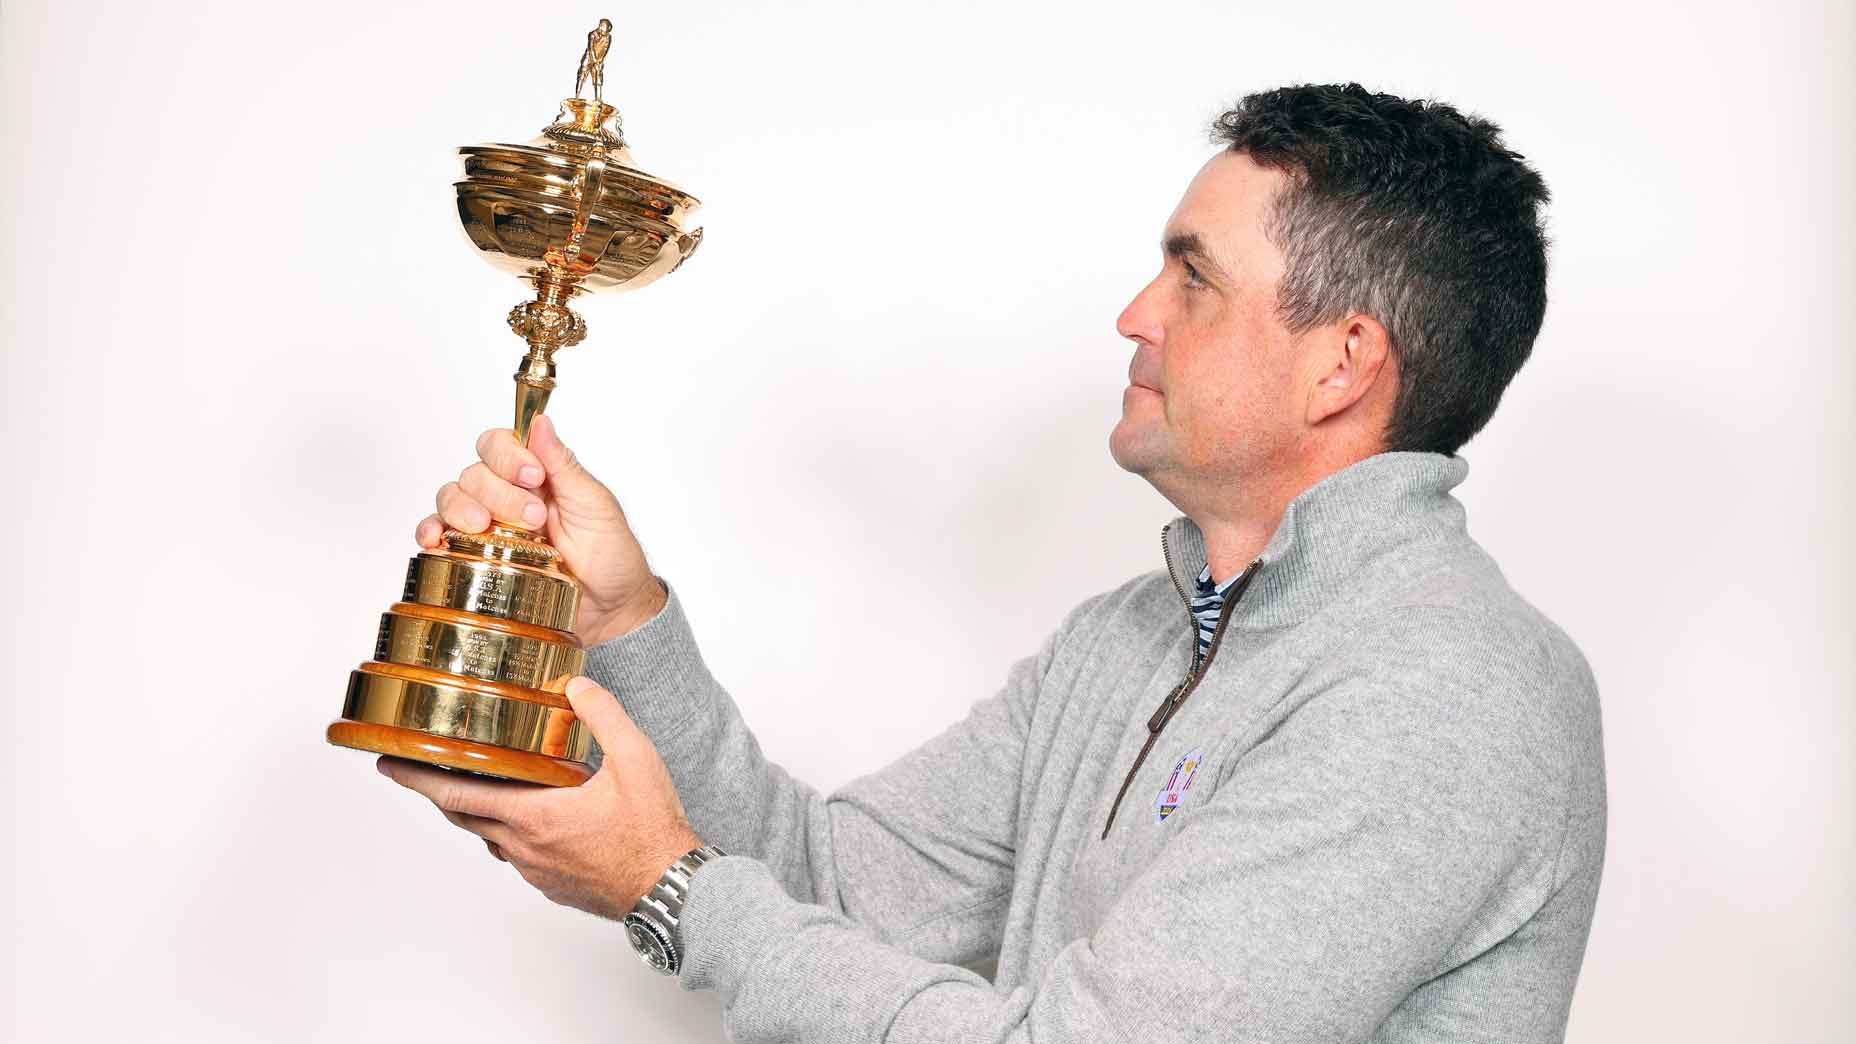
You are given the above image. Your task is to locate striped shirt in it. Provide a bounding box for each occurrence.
[1189,564,1242,669]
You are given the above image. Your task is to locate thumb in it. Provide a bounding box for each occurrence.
[564,675,643,760]
[528,415,607,504]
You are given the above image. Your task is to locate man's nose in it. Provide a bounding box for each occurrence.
[1116,279,1163,346]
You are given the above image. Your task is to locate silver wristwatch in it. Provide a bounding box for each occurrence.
[622,845,725,976]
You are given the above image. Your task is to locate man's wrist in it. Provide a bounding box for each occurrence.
[623,825,706,906]
[622,840,725,977]
[580,577,670,647]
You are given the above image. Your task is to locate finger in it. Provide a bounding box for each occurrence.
[436,481,492,533]
[475,427,547,489]
[377,756,520,821]
[414,513,446,548]
[459,461,548,530]
[563,676,645,762]
[442,809,517,850]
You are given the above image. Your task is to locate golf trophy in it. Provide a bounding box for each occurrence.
[326,18,702,786]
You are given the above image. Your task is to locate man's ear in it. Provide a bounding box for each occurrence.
[1304,314,1394,428]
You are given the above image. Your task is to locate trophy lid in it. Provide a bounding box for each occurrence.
[454,23,703,296]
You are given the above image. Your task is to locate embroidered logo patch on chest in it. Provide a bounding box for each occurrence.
[1155,748,1205,823]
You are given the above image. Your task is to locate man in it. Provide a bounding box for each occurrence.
[382,83,1607,1042]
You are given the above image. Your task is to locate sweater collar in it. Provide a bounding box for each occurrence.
[1161,451,1470,631]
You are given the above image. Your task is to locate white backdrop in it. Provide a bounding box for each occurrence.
[4,1,1850,1041]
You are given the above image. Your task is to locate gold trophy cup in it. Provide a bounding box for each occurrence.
[326,19,702,786]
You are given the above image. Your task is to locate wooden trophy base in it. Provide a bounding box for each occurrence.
[328,720,594,787]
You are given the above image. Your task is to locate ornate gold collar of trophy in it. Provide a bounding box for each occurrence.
[326,19,702,786]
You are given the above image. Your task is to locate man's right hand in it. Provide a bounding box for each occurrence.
[415,413,667,646]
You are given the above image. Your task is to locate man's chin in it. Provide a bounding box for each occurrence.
[1108,421,1165,477]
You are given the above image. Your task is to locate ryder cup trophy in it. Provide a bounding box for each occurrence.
[326,19,702,786]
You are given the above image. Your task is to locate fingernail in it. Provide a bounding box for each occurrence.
[518,465,544,487]
[522,501,546,526]
[565,676,594,697]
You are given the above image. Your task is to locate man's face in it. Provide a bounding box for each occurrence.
[1110,151,1303,494]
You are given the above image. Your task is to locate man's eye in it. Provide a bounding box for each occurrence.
[1182,260,1206,288]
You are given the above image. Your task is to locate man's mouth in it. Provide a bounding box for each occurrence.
[1127,350,1163,394]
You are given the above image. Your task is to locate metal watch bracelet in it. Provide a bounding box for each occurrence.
[622,845,726,976]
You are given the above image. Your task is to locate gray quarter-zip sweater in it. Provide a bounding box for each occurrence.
[585,451,1607,1043]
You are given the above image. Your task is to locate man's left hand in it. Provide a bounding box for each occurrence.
[377,676,704,921]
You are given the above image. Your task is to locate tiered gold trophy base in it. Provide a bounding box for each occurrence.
[327,525,597,786]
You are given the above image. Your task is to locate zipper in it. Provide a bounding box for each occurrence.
[1100,543,1262,839]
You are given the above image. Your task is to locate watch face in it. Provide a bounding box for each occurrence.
[623,913,677,975]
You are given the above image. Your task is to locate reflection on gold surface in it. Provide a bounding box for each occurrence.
[343,666,593,761]
[400,551,579,632]
[373,603,586,692]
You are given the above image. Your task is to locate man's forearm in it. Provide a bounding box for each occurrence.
[582,582,848,907]
[583,579,1050,964]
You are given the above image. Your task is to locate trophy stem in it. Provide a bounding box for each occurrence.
[514,360,554,445]
[506,271,587,445]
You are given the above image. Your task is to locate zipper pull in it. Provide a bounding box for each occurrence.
[1147,681,1186,733]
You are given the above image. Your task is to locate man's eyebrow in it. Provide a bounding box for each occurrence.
[1163,231,1230,281]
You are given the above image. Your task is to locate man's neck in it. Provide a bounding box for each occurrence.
[1172,447,1381,583]
[1193,513,1284,585]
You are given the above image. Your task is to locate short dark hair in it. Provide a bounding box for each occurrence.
[1211,84,1551,456]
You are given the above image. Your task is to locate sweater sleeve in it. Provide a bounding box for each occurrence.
[666,616,1577,1043]
[582,581,1082,962]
